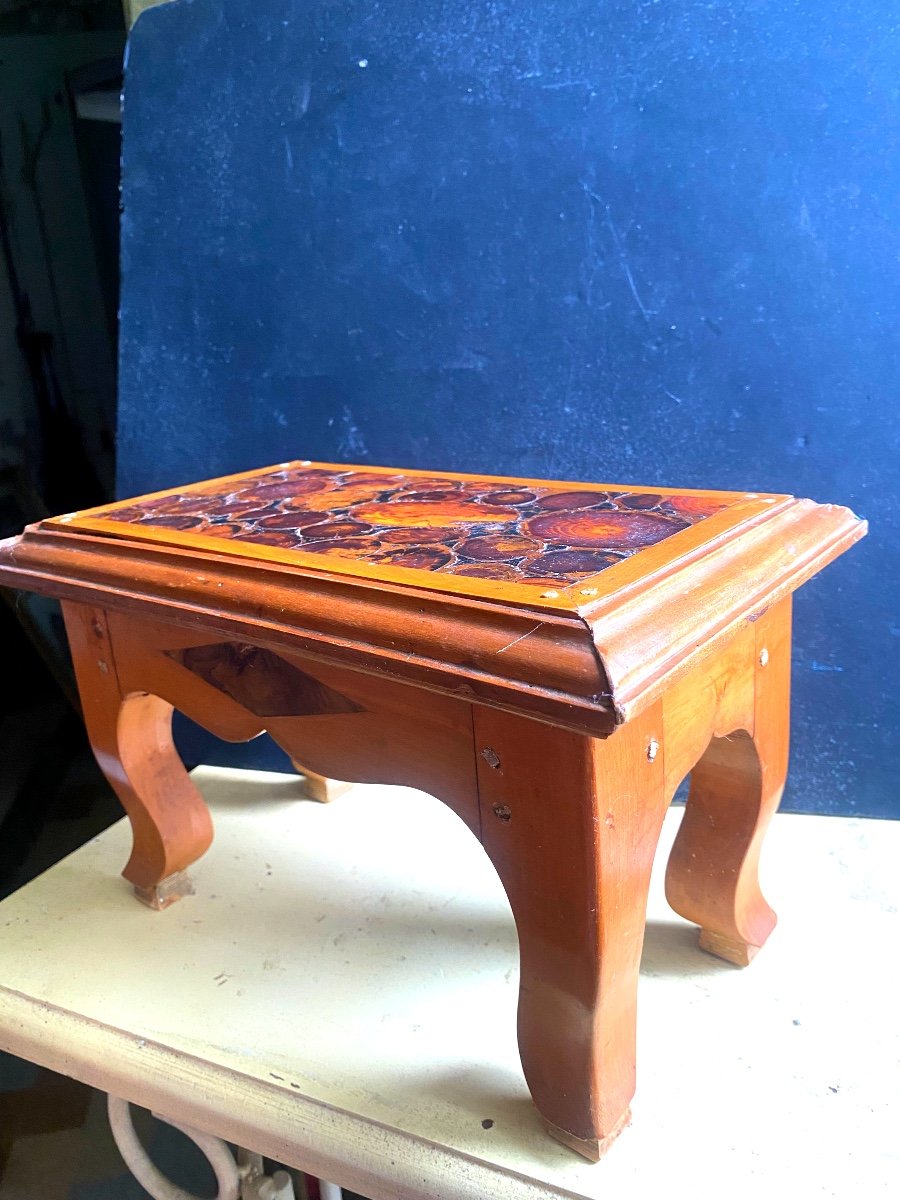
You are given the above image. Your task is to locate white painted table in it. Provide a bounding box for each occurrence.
[0,768,897,1199]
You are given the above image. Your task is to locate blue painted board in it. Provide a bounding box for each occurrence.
[119,0,897,816]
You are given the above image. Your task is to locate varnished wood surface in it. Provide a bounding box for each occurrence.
[62,604,214,908]
[56,592,805,1156]
[106,609,482,837]
[0,483,865,735]
[63,461,736,591]
[474,703,668,1157]
[0,458,867,1157]
[41,459,765,606]
[55,457,757,521]
[665,599,792,963]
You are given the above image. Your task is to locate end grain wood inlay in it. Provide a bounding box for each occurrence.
[99,462,731,588]
[0,457,866,1160]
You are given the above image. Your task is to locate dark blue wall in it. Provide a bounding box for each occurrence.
[118,0,897,817]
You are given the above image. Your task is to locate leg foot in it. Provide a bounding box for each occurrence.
[132,870,196,911]
[698,928,760,967]
[290,760,353,804]
[542,1107,631,1162]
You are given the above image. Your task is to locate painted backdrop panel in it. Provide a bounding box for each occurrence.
[118,0,896,816]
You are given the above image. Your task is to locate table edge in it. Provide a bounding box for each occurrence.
[586,498,867,722]
[0,985,587,1200]
[0,497,865,733]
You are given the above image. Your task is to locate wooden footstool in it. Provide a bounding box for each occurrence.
[0,460,864,1159]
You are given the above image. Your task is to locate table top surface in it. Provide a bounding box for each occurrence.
[0,767,896,1200]
[51,459,755,598]
[2,460,863,732]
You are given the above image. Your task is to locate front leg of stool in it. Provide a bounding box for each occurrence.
[473,705,668,1160]
[665,599,792,965]
[289,760,353,803]
[62,603,214,909]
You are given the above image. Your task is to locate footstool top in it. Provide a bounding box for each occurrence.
[52,459,754,599]
[0,459,864,734]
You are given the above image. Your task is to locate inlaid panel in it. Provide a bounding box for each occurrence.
[97,463,732,588]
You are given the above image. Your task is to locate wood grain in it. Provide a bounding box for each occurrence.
[665,599,792,964]
[108,611,482,836]
[0,460,867,1159]
[170,643,365,718]
[473,704,668,1159]
[0,492,864,736]
[61,603,214,908]
[69,462,733,592]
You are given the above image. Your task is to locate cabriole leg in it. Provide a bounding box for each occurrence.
[62,603,214,909]
[473,705,668,1160]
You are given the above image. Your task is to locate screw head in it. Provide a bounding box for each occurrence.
[759,647,769,667]
[647,738,660,762]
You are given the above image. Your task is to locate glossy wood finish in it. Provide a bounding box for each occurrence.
[0,461,866,1158]
[61,604,214,909]
[51,460,750,603]
[0,491,864,737]
[103,609,482,835]
[474,703,668,1158]
[665,599,792,965]
[81,461,733,590]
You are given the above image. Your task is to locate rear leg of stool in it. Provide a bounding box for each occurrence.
[290,760,353,803]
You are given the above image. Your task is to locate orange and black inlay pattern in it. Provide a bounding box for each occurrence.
[104,464,728,588]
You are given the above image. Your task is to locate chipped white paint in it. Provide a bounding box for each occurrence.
[0,768,896,1199]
